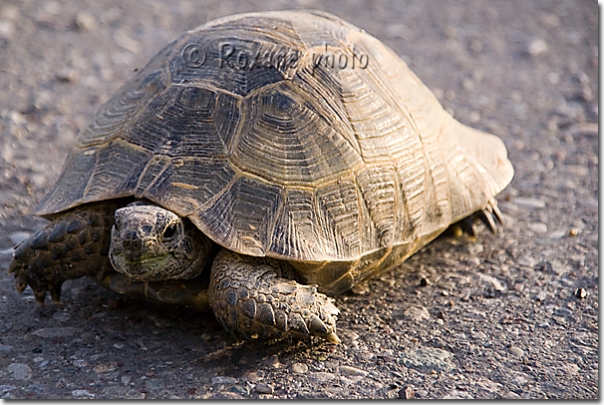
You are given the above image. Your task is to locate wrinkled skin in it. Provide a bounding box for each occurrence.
[109,203,211,281]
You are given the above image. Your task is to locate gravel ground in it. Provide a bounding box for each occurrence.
[0,0,598,399]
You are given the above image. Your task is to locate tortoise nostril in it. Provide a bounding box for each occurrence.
[123,231,141,252]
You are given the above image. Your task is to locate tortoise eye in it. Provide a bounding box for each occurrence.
[163,224,178,240]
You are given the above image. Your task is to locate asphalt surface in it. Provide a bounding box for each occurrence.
[0,0,598,399]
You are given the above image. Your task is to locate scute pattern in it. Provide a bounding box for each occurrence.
[232,82,363,186]
[356,165,398,250]
[315,179,361,258]
[270,188,323,259]
[146,157,237,216]
[196,176,283,256]
[36,10,513,292]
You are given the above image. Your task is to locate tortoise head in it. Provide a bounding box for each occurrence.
[109,203,212,281]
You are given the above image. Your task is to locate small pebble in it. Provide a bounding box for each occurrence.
[75,12,98,31]
[32,327,82,338]
[254,383,273,394]
[0,345,13,353]
[398,386,414,399]
[569,228,578,237]
[340,375,364,386]
[228,384,248,396]
[403,305,430,321]
[211,376,238,385]
[512,375,528,385]
[72,389,95,398]
[528,39,548,56]
[473,331,487,340]
[548,230,566,239]
[513,197,545,209]
[400,347,454,373]
[56,68,79,83]
[563,363,580,375]
[310,372,336,383]
[420,277,429,287]
[529,222,547,233]
[509,346,524,357]
[291,363,308,374]
[339,365,368,376]
[7,363,32,381]
[574,288,587,299]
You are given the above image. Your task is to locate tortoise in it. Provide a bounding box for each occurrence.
[8,10,513,344]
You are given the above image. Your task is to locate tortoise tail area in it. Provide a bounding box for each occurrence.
[8,201,118,303]
[444,116,514,224]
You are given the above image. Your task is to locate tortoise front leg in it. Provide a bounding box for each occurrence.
[8,202,117,303]
[208,249,341,343]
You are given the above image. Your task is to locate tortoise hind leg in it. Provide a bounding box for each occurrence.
[450,198,504,237]
[8,202,117,303]
[208,249,340,344]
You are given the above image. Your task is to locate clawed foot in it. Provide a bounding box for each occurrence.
[209,250,340,344]
[9,228,71,303]
[451,198,504,237]
[7,206,114,304]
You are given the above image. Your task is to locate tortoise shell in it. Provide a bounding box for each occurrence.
[36,10,513,294]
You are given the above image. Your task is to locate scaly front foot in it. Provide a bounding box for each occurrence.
[8,203,116,303]
[208,250,340,343]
